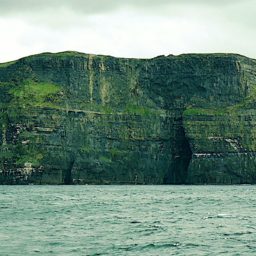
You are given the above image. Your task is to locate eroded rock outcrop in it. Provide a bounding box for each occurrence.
[0,51,255,184]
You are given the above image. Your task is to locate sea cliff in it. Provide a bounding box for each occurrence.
[0,52,256,184]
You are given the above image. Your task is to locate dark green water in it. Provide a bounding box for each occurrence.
[0,186,256,256]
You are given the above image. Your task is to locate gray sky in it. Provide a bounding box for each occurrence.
[0,0,255,62]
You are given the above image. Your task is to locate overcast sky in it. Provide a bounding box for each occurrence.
[0,0,255,62]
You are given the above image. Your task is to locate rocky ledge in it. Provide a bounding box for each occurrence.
[0,51,256,184]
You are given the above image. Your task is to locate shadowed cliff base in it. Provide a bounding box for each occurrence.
[0,51,256,184]
[163,118,192,184]
[64,157,75,185]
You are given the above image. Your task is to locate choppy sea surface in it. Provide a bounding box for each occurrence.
[0,185,256,256]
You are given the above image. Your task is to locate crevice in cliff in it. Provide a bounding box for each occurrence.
[64,158,75,185]
[164,117,192,184]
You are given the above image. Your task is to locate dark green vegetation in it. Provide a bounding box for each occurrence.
[0,51,256,184]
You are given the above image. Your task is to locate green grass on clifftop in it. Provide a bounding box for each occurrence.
[184,85,256,117]
[10,80,61,108]
[0,60,16,68]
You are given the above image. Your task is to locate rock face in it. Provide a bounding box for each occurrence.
[0,51,256,184]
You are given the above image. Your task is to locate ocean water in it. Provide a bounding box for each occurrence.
[0,186,256,256]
